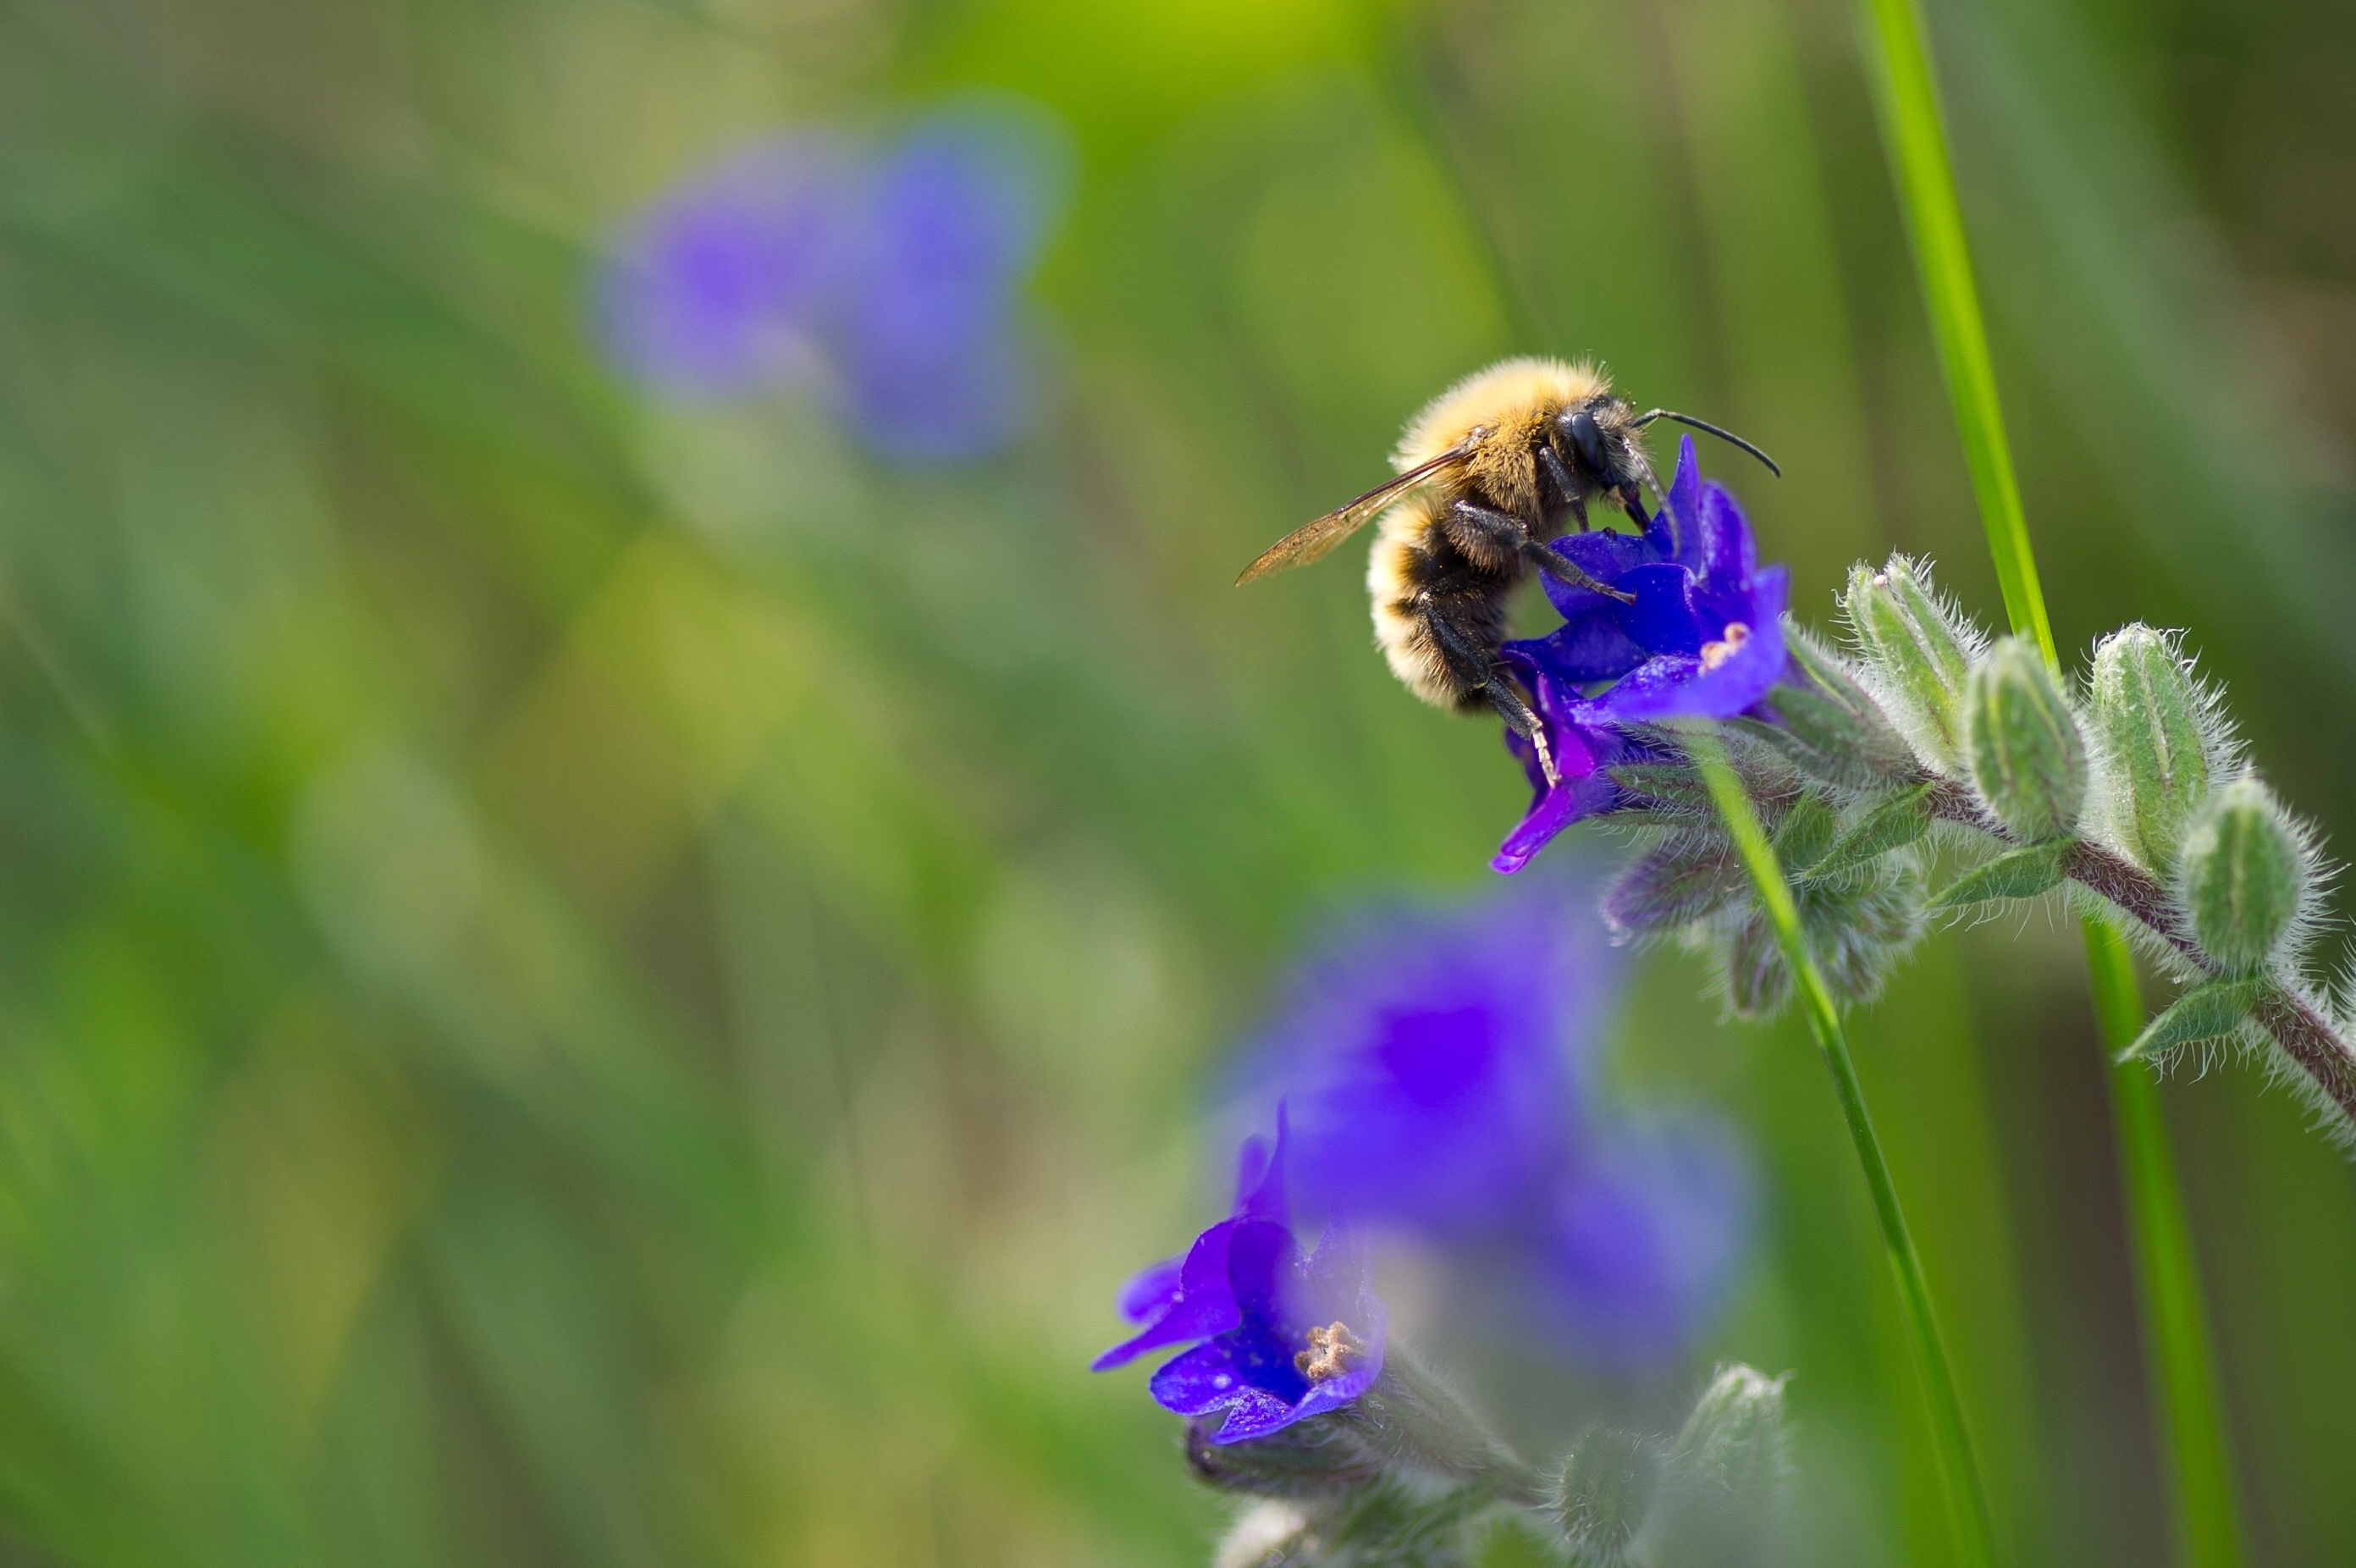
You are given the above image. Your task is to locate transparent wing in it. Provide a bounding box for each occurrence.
[1234,445,1468,585]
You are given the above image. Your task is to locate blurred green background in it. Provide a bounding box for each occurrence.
[2,0,2354,1562]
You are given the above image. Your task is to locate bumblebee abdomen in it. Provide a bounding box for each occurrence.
[1367,504,1511,711]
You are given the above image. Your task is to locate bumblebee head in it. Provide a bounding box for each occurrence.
[1553,399,1637,486]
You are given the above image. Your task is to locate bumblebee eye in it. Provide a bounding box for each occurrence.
[1564,409,1608,474]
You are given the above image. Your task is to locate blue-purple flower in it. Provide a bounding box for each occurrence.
[1534,1114,1756,1370]
[1222,882,1756,1375]
[1511,438,1790,722]
[1228,880,1613,1232]
[595,96,1069,460]
[1487,438,1791,874]
[1492,651,1641,875]
[597,133,859,400]
[1096,1114,1388,1444]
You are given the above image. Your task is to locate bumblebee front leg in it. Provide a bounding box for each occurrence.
[1421,598,1559,787]
[1537,447,1589,531]
[1446,501,1635,604]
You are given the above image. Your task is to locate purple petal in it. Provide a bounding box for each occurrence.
[1664,437,1706,570]
[1539,530,1661,618]
[1236,1105,1290,1224]
[1091,1218,1243,1370]
[1147,1339,1255,1417]
[1696,480,1757,596]
[1508,616,1647,687]
[1204,1388,1304,1444]
[1115,1256,1184,1323]
[1222,1219,1301,1322]
[1586,569,1789,724]
[1614,564,1705,655]
[1492,770,1619,875]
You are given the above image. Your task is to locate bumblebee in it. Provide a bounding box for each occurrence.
[1237,357,1777,783]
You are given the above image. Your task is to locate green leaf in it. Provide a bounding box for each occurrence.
[1603,764,1713,815]
[2123,979,2270,1063]
[1931,841,2068,908]
[1603,836,1749,936]
[1771,792,1840,875]
[1805,783,1935,884]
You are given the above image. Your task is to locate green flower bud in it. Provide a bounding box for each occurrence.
[1669,1365,1788,1498]
[2089,625,2212,874]
[1965,636,2087,842]
[2178,777,2308,974]
[1840,555,1978,772]
[1647,1365,1790,1567]
[1553,1426,1659,1568]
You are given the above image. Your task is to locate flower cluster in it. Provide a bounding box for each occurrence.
[1492,439,1790,874]
[1223,877,1753,1372]
[596,96,1068,460]
[1484,478,2356,1140]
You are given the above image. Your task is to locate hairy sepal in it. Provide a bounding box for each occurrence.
[2123,978,2271,1064]
[1552,1427,1659,1568]
[1804,782,1936,885]
[2088,625,2215,875]
[1964,636,2088,842]
[1932,841,2069,909]
[1839,555,1983,774]
[1604,834,1749,938]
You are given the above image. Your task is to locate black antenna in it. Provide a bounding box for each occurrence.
[1630,410,1783,478]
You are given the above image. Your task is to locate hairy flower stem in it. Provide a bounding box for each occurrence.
[1341,1347,1545,1505]
[1923,783,2356,1124]
[1852,0,2247,1557]
[1690,732,1999,1568]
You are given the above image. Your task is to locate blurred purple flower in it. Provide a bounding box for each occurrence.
[597,133,859,399]
[1531,1113,1756,1372]
[1228,881,1616,1234]
[595,96,1070,459]
[1508,438,1790,725]
[1229,882,1756,1372]
[1095,1113,1388,1444]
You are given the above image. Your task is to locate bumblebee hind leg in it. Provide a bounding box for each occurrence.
[1420,596,1559,787]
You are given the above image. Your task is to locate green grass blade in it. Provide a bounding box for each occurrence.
[1851,1,2246,1561]
[1691,732,1999,1568]
[2086,921,2248,1568]
[1853,0,2054,666]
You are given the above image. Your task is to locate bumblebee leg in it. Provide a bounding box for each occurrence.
[1619,483,1650,530]
[1420,599,1559,787]
[1482,677,1559,788]
[1537,447,1585,527]
[1443,500,1538,569]
[1448,500,1634,603]
[1522,540,1635,604]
